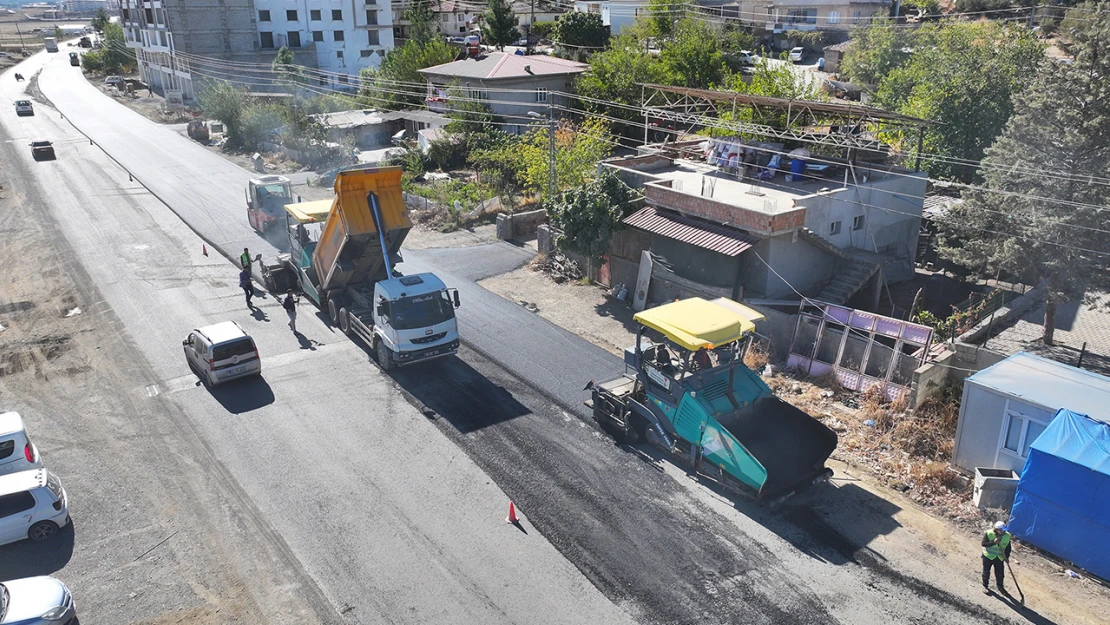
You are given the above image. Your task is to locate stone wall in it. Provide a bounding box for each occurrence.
[495,209,547,241]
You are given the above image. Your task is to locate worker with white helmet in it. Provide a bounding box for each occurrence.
[981,520,1013,595]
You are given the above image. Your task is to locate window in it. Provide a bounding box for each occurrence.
[334,30,345,41]
[339,75,349,84]
[0,492,36,519]
[535,88,548,103]
[361,49,372,57]
[287,31,301,47]
[259,10,270,22]
[442,13,449,21]
[332,9,343,20]
[366,10,378,25]
[829,220,842,236]
[310,9,321,21]
[337,50,344,59]
[286,10,298,21]
[367,30,379,45]
[852,215,864,231]
[1003,412,1048,458]
[313,30,323,42]
[260,31,274,48]
[828,11,839,24]
[458,13,466,22]
[459,26,466,33]
[0,439,13,461]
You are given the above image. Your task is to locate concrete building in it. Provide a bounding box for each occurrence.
[603,150,925,304]
[952,352,1110,475]
[573,0,641,35]
[418,51,587,133]
[120,0,392,100]
[64,0,109,14]
[737,0,890,32]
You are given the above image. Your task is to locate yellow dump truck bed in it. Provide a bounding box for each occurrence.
[312,166,411,293]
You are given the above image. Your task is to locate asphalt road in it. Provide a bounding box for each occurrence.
[2,51,637,625]
[6,49,1041,625]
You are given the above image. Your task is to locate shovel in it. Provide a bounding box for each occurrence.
[1005,558,1025,606]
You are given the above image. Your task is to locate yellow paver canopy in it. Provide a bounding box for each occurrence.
[284,199,333,223]
[634,297,765,351]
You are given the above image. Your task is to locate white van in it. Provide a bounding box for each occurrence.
[0,412,43,476]
[0,469,69,545]
[182,321,261,386]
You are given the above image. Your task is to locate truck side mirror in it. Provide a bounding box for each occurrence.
[453,290,461,308]
[376,303,387,317]
[181,339,189,346]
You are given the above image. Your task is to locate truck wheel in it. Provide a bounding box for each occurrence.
[376,339,395,371]
[339,308,351,335]
[327,299,340,326]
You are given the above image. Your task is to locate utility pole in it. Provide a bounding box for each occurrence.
[547,105,556,201]
[15,23,25,49]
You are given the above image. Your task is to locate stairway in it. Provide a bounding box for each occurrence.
[816,259,881,305]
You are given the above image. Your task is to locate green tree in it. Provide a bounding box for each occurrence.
[719,56,824,132]
[840,18,916,85]
[874,21,1043,182]
[239,103,285,151]
[443,87,497,134]
[518,117,612,197]
[646,0,685,40]
[271,46,304,88]
[406,3,439,46]
[576,33,672,136]
[197,81,251,147]
[54,26,64,41]
[359,38,456,109]
[546,169,636,263]
[936,4,1110,345]
[551,11,608,55]
[481,0,520,51]
[660,19,726,88]
[91,7,110,34]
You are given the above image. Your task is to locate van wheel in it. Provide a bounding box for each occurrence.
[29,520,59,542]
[339,308,351,335]
[376,339,395,371]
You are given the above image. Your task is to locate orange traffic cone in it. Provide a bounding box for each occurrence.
[202,244,208,257]
[506,501,519,524]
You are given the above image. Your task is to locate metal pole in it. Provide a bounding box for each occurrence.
[16,23,25,48]
[547,106,556,201]
[914,127,924,172]
[1077,342,1087,369]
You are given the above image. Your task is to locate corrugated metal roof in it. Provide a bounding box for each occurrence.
[968,352,1110,423]
[419,52,587,81]
[624,206,758,257]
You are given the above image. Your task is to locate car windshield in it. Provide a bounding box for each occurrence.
[16,101,29,106]
[32,141,50,147]
[391,291,454,330]
[212,338,255,361]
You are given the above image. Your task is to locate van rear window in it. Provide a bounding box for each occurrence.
[213,338,256,362]
[0,440,12,461]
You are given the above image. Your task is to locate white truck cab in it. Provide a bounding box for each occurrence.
[372,274,460,369]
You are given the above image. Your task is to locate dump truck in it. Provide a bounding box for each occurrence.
[43,37,58,53]
[585,297,837,502]
[261,166,461,369]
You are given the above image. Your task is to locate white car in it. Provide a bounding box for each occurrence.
[104,75,123,87]
[0,576,77,625]
[789,47,805,63]
[183,321,261,386]
[737,50,757,66]
[0,469,69,546]
[13,100,33,116]
[0,411,43,476]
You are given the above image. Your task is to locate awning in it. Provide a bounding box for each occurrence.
[284,199,333,223]
[634,297,759,350]
[624,206,758,257]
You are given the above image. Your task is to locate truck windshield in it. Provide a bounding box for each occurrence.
[259,184,292,214]
[391,291,455,330]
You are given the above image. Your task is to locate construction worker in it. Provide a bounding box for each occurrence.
[283,289,299,334]
[240,247,252,270]
[239,266,254,309]
[981,521,1012,595]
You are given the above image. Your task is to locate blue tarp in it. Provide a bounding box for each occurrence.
[1010,409,1110,581]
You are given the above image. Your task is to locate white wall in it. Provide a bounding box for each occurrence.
[953,384,1058,474]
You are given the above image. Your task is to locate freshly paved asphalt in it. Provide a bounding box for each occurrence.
[11,49,1031,625]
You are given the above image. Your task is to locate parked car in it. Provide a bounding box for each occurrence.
[0,576,77,625]
[29,141,55,161]
[789,47,805,63]
[104,75,122,87]
[737,50,757,65]
[183,321,261,386]
[0,412,43,476]
[0,469,69,546]
[14,100,33,116]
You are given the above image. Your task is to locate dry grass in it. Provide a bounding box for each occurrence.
[742,341,770,371]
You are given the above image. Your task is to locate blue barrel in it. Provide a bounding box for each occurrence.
[791,159,806,176]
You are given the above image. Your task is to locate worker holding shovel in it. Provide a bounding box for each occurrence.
[981,521,1013,596]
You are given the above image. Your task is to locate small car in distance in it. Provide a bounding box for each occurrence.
[183,321,261,386]
[104,75,123,87]
[789,47,805,63]
[0,411,43,476]
[14,100,33,116]
[0,575,78,625]
[0,468,69,546]
[737,50,757,66]
[29,141,55,161]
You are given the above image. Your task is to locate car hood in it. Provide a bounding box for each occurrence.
[1,577,68,623]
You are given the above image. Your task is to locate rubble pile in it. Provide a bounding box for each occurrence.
[531,253,584,283]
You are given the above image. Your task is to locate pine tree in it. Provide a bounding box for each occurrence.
[937,4,1110,344]
[481,0,520,51]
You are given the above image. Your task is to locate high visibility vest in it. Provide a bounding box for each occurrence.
[983,530,1010,560]
[240,252,251,267]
